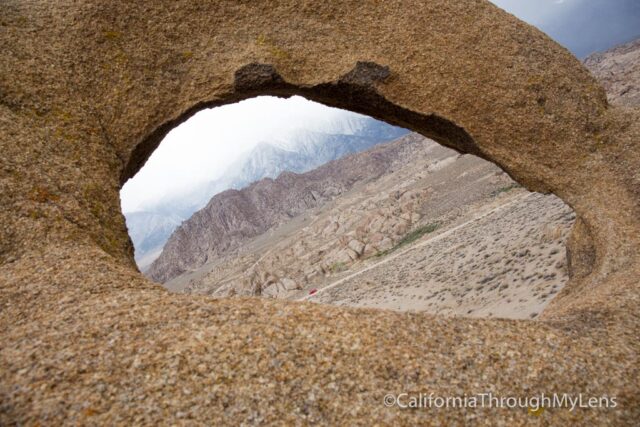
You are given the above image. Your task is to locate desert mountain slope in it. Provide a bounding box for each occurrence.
[127,117,407,269]
[148,131,414,283]
[584,37,640,106]
[172,133,574,320]
[307,192,572,319]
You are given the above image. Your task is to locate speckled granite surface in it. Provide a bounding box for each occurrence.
[1,1,638,424]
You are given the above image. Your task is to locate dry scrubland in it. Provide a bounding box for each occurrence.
[173,135,574,320]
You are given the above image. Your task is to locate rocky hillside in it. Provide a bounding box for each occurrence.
[147,132,418,283]
[584,37,640,106]
[164,135,461,291]
[128,117,406,269]
[170,134,574,321]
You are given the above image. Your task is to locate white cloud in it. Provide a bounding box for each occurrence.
[120,96,366,213]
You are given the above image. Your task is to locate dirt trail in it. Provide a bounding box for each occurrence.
[299,192,532,302]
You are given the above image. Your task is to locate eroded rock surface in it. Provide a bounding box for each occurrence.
[1,1,639,425]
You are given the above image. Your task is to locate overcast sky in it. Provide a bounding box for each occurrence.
[120,96,368,212]
[120,0,639,213]
[491,0,569,26]
[491,0,640,57]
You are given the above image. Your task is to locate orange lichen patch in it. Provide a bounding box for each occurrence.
[27,186,60,204]
[103,30,121,40]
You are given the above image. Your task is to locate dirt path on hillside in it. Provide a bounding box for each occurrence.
[298,192,533,302]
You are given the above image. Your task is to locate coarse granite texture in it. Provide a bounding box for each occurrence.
[0,1,638,425]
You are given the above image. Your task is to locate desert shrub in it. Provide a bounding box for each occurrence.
[329,261,347,273]
[490,183,520,197]
[376,222,439,257]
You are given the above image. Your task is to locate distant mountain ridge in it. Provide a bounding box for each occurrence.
[146,132,423,283]
[125,211,183,270]
[224,121,406,191]
[126,117,407,269]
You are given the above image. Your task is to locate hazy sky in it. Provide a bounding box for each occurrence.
[120,96,368,212]
[491,0,640,57]
[491,0,570,26]
[120,0,639,213]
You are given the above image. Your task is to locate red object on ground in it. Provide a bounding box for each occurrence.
[309,288,318,295]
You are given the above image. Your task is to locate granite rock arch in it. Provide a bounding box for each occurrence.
[0,0,638,424]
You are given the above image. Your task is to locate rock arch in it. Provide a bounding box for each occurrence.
[0,0,638,424]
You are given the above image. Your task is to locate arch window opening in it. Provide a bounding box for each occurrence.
[121,96,575,320]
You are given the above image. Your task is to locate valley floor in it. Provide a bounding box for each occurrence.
[297,190,573,319]
[164,137,575,320]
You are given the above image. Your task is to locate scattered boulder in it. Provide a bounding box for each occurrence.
[362,244,378,258]
[281,278,300,291]
[348,239,365,256]
[376,238,394,252]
